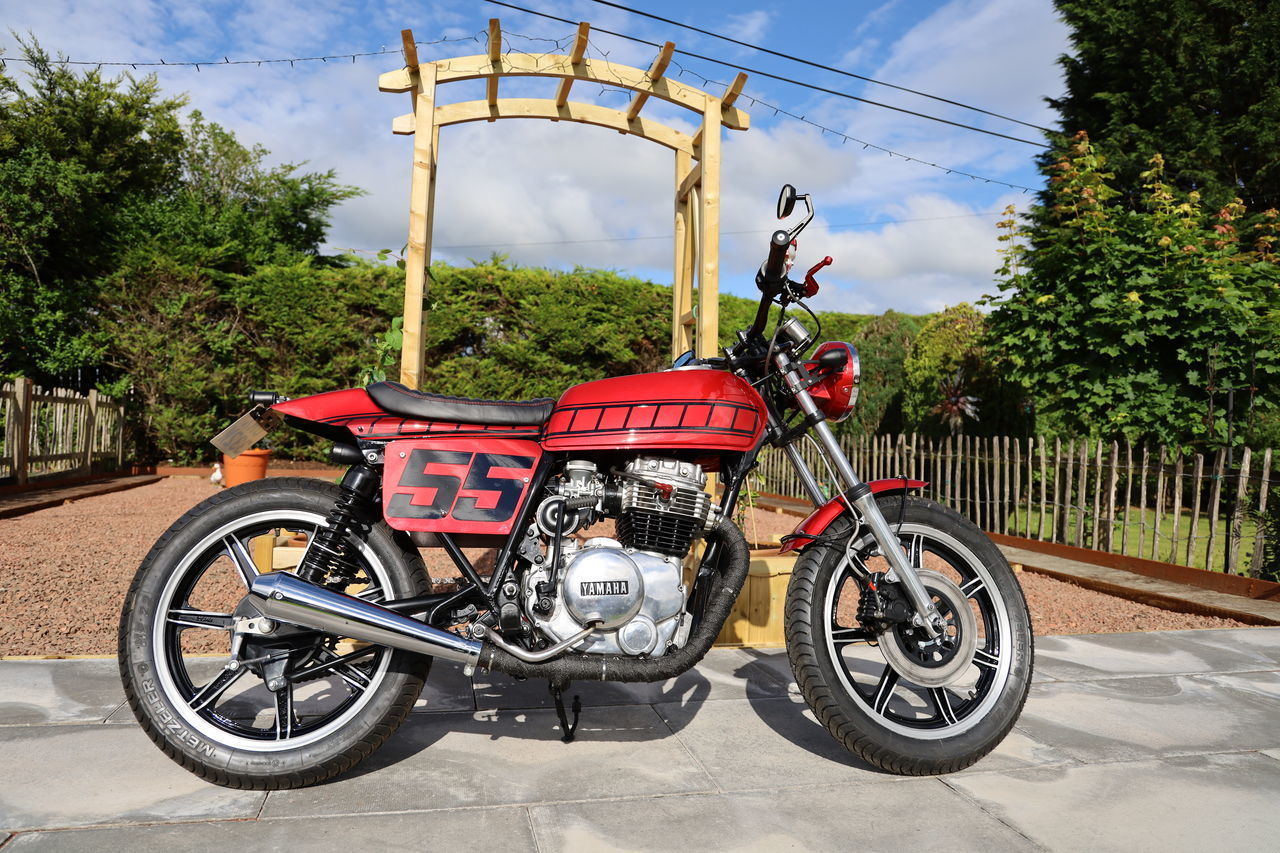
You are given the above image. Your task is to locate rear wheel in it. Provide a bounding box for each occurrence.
[784,495,1033,775]
[118,477,431,789]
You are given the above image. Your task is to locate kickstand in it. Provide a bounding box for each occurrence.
[549,681,582,743]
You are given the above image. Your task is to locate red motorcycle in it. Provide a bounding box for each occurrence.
[119,186,1032,788]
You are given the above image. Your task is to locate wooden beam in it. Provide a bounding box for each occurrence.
[401,29,421,114]
[673,149,695,359]
[722,72,747,109]
[626,41,674,121]
[677,160,702,202]
[433,53,750,130]
[486,19,501,114]
[433,98,696,154]
[555,22,591,108]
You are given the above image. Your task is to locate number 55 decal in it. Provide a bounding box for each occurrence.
[382,439,541,534]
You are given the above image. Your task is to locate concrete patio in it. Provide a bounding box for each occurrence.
[2,627,1278,851]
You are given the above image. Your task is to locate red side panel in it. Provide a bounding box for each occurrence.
[382,438,541,534]
[778,478,928,553]
[271,389,541,441]
[543,371,767,453]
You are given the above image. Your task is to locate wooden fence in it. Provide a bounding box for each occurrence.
[0,378,125,485]
[756,433,1275,577]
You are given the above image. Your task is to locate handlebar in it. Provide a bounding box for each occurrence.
[759,230,791,286]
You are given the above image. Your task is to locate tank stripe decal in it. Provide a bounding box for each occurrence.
[545,399,761,441]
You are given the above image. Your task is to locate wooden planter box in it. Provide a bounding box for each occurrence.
[714,551,796,648]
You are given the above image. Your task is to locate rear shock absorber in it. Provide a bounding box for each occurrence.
[298,463,380,586]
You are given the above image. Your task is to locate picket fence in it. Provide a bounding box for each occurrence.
[0,378,125,484]
[756,433,1274,577]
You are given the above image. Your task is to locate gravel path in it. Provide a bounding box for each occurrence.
[0,477,1247,657]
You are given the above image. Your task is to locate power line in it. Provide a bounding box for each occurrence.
[581,0,1054,134]
[422,211,1007,250]
[485,0,1048,148]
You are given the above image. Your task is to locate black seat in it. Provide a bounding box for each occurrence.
[366,381,555,427]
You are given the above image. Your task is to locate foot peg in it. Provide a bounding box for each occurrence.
[550,682,582,743]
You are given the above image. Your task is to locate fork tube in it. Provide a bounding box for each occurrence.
[775,350,941,635]
[780,440,827,505]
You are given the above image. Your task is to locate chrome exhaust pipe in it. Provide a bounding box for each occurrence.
[249,572,482,667]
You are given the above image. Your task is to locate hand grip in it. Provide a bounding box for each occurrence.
[759,230,791,285]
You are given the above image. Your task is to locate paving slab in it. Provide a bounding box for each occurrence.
[0,724,264,831]
[1016,670,1280,763]
[471,647,790,710]
[3,808,536,852]
[948,751,1280,852]
[1031,629,1277,682]
[413,660,476,713]
[260,703,714,818]
[528,779,1036,852]
[0,659,125,725]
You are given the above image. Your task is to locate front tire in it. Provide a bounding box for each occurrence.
[118,477,431,789]
[784,495,1033,775]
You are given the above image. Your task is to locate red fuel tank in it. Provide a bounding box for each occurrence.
[542,369,768,453]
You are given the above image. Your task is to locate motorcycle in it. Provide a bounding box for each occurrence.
[118,185,1033,789]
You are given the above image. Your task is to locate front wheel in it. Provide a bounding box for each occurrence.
[784,495,1033,775]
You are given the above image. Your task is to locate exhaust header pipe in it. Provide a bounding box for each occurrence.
[249,572,482,668]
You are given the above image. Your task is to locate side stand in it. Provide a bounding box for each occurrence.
[549,681,582,743]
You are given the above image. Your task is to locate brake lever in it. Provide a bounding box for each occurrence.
[801,256,833,298]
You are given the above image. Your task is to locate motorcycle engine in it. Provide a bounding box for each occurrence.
[522,456,716,657]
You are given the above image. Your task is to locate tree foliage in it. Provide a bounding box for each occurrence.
[1050,0,1280,208]
[986,133,1280,448]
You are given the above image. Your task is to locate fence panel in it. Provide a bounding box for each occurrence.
[759,430,1277,578]
[0,378,124,484]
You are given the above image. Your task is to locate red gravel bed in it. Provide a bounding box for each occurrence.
[0,477,1250,657]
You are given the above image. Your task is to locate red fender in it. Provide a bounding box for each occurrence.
[778,478,928,553]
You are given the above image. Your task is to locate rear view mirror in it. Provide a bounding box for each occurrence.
[777,184,797,219]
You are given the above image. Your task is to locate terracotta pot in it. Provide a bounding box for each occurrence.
[222,449,271,488]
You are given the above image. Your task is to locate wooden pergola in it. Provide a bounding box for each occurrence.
[379,19,750,388]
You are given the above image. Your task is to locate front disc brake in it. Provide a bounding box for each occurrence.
[876,569,978,688]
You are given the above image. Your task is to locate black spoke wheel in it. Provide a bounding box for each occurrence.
[119,478,432,789]
[785,495,1033,775]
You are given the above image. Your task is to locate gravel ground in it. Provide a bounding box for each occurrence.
[0,476,1248,657]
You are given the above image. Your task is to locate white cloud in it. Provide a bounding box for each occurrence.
[723,11,772,45]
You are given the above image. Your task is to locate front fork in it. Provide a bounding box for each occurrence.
[775,352,942,638]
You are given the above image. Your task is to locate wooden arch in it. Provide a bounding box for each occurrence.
[380,19,750,387]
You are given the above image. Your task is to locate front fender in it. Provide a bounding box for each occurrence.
[778,478,927,554]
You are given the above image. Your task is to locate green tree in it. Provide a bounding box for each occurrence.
[986,134,1280,447]
[846,310,919,435]
[1049,0,1280,209]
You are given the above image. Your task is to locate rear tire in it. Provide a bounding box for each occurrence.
[118,477,432,789]
[784,495,1033,775]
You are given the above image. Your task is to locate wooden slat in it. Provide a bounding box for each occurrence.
[1250,448,1273,576]
[1103,440,1119,552]
[1151,446,1167,561]
[627,41,674,120]
[1228,447,1251,574]
[1204,448,1226,572]
[1186,454,1205,566]
[1037,438,1048,540]
[1137,445,1150,557]
[1089,439,1103,550]
[722,71,748,108]
[486,19,501,112]
[555,22,591,108]
[1074,440,1088,547]
[1168,451,1184,562]
[1121,441,1133,557]
[677,161,703,201]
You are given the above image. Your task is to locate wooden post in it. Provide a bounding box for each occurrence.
[1089,439,1103,550]
[13,377,32,486]
[1168,451,1184,562]
[1058,439,1073,544]
[1151,446,1167,561]
[695,98,722,359]
[1010,437,1019,536]
[1074,440,1088,547]
[486,19,501,112]
[555,22,590,107]
[398,31,438,389]
[1204,448,1226,572]
[1038,438,1048,540]
[1228,447,1251,574]
[82,389,98,474]
[672,149,695,357]
[1186,453,1204,566]
[1103,440,1119,553]
[1121,441,1134,557]
[1250,448,1272,576]
[1137,446,1150,558]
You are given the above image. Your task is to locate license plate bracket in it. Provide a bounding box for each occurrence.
[211,405,282,458]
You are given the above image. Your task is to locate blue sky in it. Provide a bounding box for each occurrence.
[1,0,1069,314]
